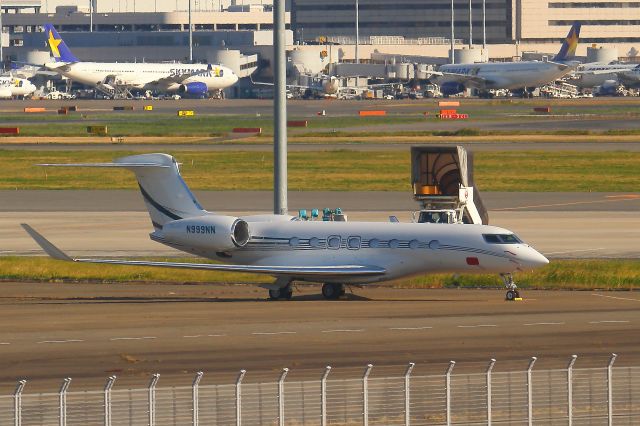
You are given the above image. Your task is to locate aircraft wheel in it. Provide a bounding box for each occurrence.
[269,287,293,301]
[269,289,281,300]
[322,283,342,300]
[505,290,517,301]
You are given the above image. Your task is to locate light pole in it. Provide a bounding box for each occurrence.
[469,0,472,48]
[273,0,287,215]
[188,0,193,62]
[482,0,486,48]
[355,0,359,64]
[450,0,455,64]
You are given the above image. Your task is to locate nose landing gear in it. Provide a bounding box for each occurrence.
[501,273,521,301]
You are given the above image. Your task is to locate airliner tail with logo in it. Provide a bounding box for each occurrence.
[43,24,238,98]
[433,22,582,96]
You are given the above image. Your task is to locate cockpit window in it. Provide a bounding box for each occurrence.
[483,234,522,244]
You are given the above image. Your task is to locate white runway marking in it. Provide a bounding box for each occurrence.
[0,342,11,345]
[110,336,157,341]
[592,293,640,302]
[544,248,605,256]
[457,324,497,328]
[207,334,226,337]
[389,327,433,331]
[37,339,84,344]
[321,329,364,333]
[252,331,297,336]
[524,322,565,326]
[589,320,630,324]
[183,335,203,338]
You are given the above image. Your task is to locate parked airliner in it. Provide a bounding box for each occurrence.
[42,24,238,98]
[23,153,548,301]
[433,22,581,96]
[0,75,36,98]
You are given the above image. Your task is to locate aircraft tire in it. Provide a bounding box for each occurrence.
[269,289,280,300]
[269,287,293,301]
[505,290,517,301]
[322,283,342,300]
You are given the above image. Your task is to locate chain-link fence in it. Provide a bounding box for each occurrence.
[1,355,638,425]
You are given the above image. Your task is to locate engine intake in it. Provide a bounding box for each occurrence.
[178,82,208,96]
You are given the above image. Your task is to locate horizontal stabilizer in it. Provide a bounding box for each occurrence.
[37,162,170,168]
[21,224,386,279]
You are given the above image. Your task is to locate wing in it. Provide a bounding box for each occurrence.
[21,224,386,279]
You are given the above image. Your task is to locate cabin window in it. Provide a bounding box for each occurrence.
[369,239,380,248]
[309,237,321,248]
[327,235,341,249]
[347,236,361,250]
[389,239,400,249]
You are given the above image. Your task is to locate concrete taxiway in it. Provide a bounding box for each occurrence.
[0,285,637,392]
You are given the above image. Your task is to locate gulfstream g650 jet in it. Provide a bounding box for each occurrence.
[23,154,548,301]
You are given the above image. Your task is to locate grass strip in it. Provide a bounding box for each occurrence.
[1,150,638,192]
[1,257,638,290]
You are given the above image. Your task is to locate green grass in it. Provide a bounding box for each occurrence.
[0,113,425,137]
[1,150,638,192]
[1,257,638,290]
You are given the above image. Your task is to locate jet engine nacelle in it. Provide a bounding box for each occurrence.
[162,215,251,251]
[440,82,466,96]
[178,82,209,97]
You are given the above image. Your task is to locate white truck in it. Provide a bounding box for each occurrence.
[410,146,488,225]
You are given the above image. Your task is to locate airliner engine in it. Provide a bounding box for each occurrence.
[162,215,251,251]
[178,82,209,97]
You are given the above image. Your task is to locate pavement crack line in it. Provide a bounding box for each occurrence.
[321,329,364,333]
[109,336,157,341]
[457,324,497,328]
[589,320,630,324]
[523,322,565,326]
[37,339,84,344]
[252,331,297,336]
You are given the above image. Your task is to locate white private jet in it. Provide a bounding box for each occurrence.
[433,22,581,96]
[23,153,549,301]
[570,62,639,89]
[0,75,37,98]
[42,24,238,98]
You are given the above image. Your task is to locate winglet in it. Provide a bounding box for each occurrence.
[21,224,73,261]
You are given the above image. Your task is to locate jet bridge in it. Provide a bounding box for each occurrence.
[411,145,488,225]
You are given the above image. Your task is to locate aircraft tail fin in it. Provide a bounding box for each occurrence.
[553,22,581,62]
[44,23,79,63]
[39,154,207,229]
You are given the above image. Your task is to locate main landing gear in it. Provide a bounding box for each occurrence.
[268,277,293,301]
[501,273,521,301]
[322,283,345,300]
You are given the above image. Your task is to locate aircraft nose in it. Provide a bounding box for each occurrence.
[522,248,549,269]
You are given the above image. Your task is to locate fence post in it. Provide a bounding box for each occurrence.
[13,379,26,426]
[445,361,456,426]
[148,374,160,426]
[527,357,537,426]
[404,362,415,426]
[103,376,116,426]
[321,366,331,426]
[486,359,496,426]
[278,368,289,426]
[192,372,203,426]
[607,353,617,426]
[59,378,71,426]
[363,364,373,426]
[567,355,577,426]
[236,369,246,426]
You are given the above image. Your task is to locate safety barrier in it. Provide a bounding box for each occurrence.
[86,125,108,136]
[437,109,469,119]
[0,354,636,425]
[113,106,134,111]
[0,127,19,134]
[287,120,308,127]
[23,107,46,113]
[534,106,552,113]
[65,105,78,112]
[57,108,68,115]
[439,101,460,107]
[232,127,262,134]
[177,110,195,117]
[359,110,386,117]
